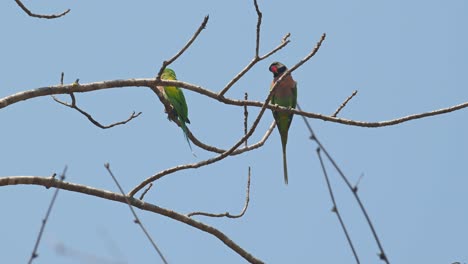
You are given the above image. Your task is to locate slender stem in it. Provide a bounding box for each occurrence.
[104,164,168,264]
[28,167,67,264]
[316,149,360,264]
[298,103,390,263]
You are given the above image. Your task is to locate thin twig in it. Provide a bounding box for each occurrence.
[104,163,168,264]
[129,34,326,197]
[218,0,290,97]
[155,15,209,79]
[187,167,251,218]
[244,93,249,147]
[332,90,358,117]
[0,176,264,264]
[188,121,275,155]
[253,0,262,58]
[297,103,390,263]
[259,33,291,60]
[28,166,67,264]
[316,149,360,264]
[14,0,70,19]
[52,93,141,129]
[139,183,153,200]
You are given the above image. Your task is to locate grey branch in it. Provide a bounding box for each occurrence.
[187,167,251,218]
[155,15,209,79]
[332,90,358,117]
[2,77,468,129]
[298,103,389,263]
[104,164,168,264]
[14,0,70,19]
[28,167,67,264]
[218,0,290,97]
[52,93,141,129]
[129,33,325,197]
[316,149,360,263]
[0,176,264,264]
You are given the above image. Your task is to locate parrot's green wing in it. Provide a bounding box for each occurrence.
[161,68,194,154]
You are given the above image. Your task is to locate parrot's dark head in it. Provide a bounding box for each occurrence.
[269,62,287,78]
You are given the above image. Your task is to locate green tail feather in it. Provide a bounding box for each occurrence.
[282,145,288,185]
[179,118,196,156]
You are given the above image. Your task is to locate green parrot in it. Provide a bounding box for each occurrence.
[269,62,297,185]
[157,68,193,152]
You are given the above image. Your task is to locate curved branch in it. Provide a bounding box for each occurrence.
[14,0,70,19]
[188,121,275,155]
[52,93,141,129]
[187,167,251,218]
[0,176,264,264]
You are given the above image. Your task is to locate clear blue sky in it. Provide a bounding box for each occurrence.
[1,0,468,263]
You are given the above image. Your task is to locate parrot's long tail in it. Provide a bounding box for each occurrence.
[179,120,196,157]
[282,145,288,185]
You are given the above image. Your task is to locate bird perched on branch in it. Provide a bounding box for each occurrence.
[157,68,193,153]
[269,62,297,184]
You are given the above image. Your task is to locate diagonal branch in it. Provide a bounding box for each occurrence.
[104,164,168,264]
[187,167,251,218]
[28,167,67,264]
[14,0,70,19]
[0,175,264,264]
[218,0,290,97]
[332,90,358,117]
[52,93,141,129]
[316,149,360,264]
[298,103,390,263]
[155,15,209,79]
[129,32,326,198]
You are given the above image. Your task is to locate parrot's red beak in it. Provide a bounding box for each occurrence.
[270,65,277,74]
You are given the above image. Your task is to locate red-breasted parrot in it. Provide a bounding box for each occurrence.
[157,68,193,152]
[269,62,297,185]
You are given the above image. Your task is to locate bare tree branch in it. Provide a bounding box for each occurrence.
[332,90,358,117]
[2,77,468,129]
[129,32,326,198]
[244,93,249,147]
[155,15,209,79]
[104,163,168,264]
[28,167,67,264]
[14,0,70,19]
[298,103,390,263]
[188,121,276,155]
[218,0,290,97]
[0,176,264,264]
[187,167,251,218]
[52,93,141,129]
[253,0,262,58]
[139,183,153,200]
[316,149,360,264]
